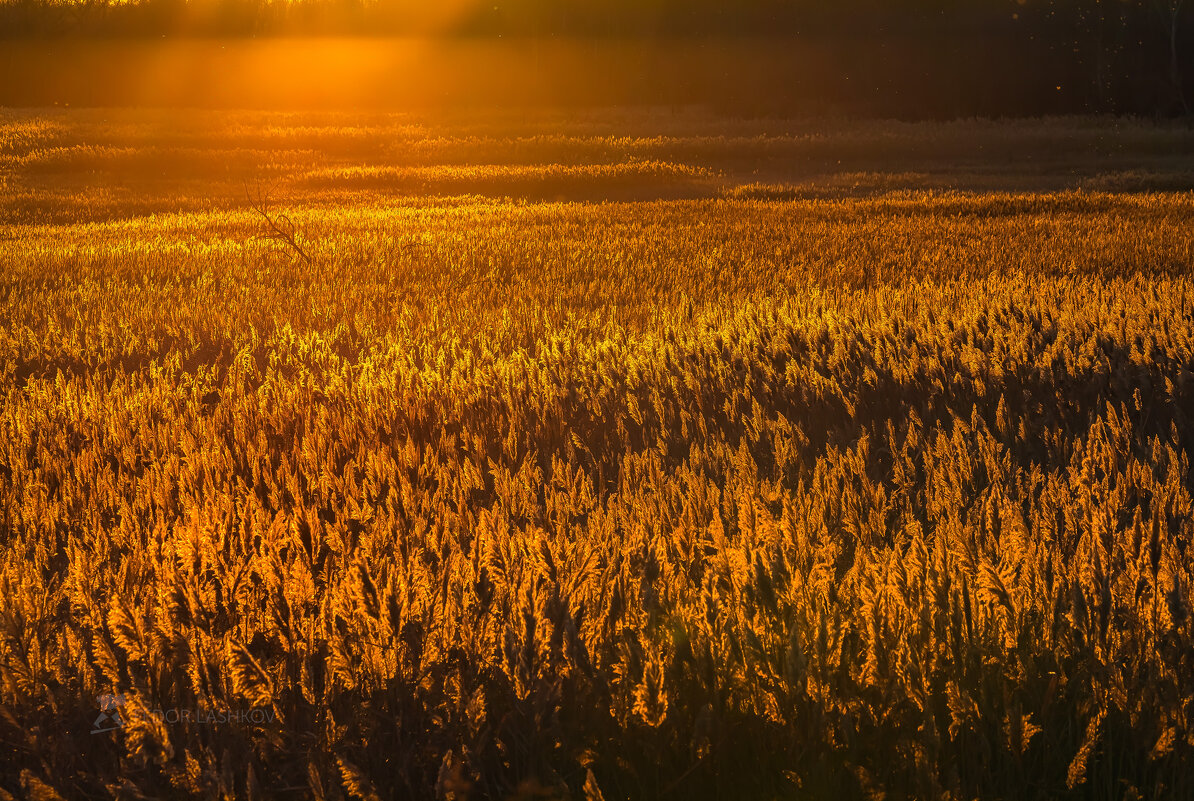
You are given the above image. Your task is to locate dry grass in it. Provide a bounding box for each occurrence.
[0,110,1192,800]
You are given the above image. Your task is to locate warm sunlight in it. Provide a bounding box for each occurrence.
[0,2,1192,801]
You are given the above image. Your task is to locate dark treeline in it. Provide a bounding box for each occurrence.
[0,0,1190,115]
[0,0,1035,37]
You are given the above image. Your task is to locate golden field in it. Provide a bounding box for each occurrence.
[1,110,1193,800]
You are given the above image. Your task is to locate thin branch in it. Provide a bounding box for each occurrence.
[244,181,314,267]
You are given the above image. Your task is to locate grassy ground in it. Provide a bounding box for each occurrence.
[0,110,1193,800]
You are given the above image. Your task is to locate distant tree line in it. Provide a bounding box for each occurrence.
[0,0,1189,115]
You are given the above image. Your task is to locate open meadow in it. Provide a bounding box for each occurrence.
[1,110,1194,800]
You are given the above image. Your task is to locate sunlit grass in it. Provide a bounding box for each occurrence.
[0,110,1192,801]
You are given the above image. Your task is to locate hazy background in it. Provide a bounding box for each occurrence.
[0,0,1190,116]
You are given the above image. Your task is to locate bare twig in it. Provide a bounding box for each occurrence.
[244,180,314,267]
